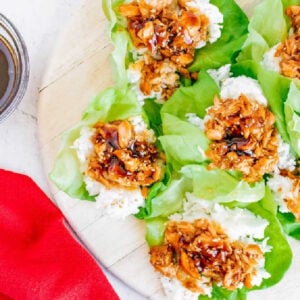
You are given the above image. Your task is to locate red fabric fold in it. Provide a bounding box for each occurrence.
[0,169,120,300]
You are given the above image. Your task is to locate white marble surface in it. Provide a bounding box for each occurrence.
[0,1,143,299]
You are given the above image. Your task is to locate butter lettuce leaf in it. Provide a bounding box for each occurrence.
[181,165,265,203]
[246,189,292,289]
[102,0,133,88]
[147,165,265,223]
[161,70,219,119]
[159,114,209,170]
[231,61,292,145]
[284,81,300,156]
[189,0,249,71]
[233,61,300,158]
[103,0,249,83]
[146,183,292,298]
[237,0,300,63]
[277,212,300,240]
[199,287,247,300]
[50,87,142,200]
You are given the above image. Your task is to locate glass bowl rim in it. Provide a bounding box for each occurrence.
[0,13,30,122]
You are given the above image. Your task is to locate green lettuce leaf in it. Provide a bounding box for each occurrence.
[199,287,247,300]
[257,66,292,144]
[146,184,292,298]
[50,87,142,200]
[189,0,249,72]
[284,81,300,156]
[110,29,132,89]
[277,212,300,240]
[231,61,292,145]
[147,165,265,224]
[49,122,94,201]
[161,70,219,119]
[148,174,193,219]
[247,189,292,289]
[159,114,209,170]
[102,0,133,88]
[235,62,300,157]
[237,0,300,63]
[142,99,163,137]
[145,216,168,246]
[103,0,249,85]
[181,165,265,203]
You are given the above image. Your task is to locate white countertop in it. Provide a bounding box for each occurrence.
[0,1,143,299]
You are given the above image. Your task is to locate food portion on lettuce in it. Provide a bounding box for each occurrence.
[50,87,165,218]
[103,0,249,103]
[74,117,165,217]
[267,167,300,220]
[261,5,300,79]
[238,0,300,79]
[163,68,293,183]
[199,74,300,223]
[119,0,223,102]
[159,63,300,226]
[205,92,278,183]
[147,192,291,300]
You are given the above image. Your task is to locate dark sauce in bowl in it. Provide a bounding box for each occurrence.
[0,13,29,121]
[0,36,15,103]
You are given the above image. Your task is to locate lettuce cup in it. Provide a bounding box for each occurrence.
[103,0,249,103]
[50,87,165,218]
[155,62,300,239]
[145,188,291,300]
[237,0,300,81]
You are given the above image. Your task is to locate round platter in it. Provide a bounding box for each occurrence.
[38,0,300,299]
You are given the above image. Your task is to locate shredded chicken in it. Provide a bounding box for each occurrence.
[286,5,300,34]
[119,0,214,100]
[119,1,209,65]
[204,94,279,182]
[86,120,164,190]
[275,5,300,79]
[129,54,180,100]
[150,219,264,294]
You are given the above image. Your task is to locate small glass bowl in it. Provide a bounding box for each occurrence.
[0,13,29,122]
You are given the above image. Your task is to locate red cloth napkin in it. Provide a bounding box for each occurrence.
[0,169,120,300]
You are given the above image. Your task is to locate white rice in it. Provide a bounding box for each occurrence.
[267,136,296,214]
[161,276,209,300]
[276,135,296,172]
[185,113,205,131]
[72,127,95,172]
[185,0,223,47]
[261,44,281,73]
[267,174,293,214]
[207,64,232,87]
[72,116,156,218]
[163,192,270,298]
[220,76,268,106]
[129,115,156,143]
[171,193,269,243]
[84,176,144,218]
[127,66,154,105]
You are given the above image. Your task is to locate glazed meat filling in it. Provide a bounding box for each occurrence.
[119,0,209,99]
[119,0,209,66]
[275,5,300,79]
[129,55,180,100]
[150,219,264,294]
[205,95,279,183]
[86,120,164,189]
